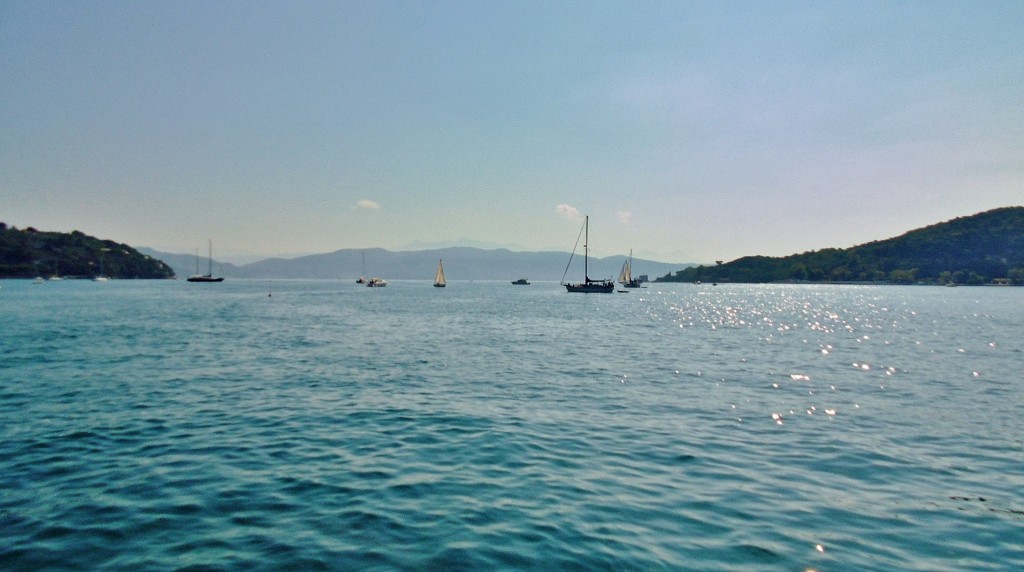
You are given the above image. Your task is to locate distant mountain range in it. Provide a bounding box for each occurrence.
[8,206,1021,284]
[138,246,689,282]
[656,206,1024,285]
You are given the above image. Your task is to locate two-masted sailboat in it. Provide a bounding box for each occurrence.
[618,250,643,288]
[562,216,614,293]
[187,239,224,282]
[433,259,446,287]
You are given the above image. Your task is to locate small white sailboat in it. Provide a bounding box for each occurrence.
[93,256,109,281]
[618,250,643,288]
[359,251,384,286]
[433,259,446,287]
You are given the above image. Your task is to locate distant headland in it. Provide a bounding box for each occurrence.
[0,223,174,279]
[655,207,1024,285]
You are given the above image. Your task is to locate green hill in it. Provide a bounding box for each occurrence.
[0,223,175,279]
[656,207,1024,285]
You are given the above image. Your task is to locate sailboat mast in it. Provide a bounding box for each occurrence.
[207,239,213,276]
[584,216,589,281]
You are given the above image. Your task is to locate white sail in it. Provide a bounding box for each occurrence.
[618,259,632,284]
[434,259,446,287]
[619,249,641,287]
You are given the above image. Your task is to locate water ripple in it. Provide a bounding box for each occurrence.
[1,281,1021,570]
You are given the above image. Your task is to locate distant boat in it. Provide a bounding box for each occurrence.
[511,278,530,285]
[356,252,367,284]
[433,259,446,287]
[562,216,614,293]
[618,249,643,288]
[93,255,109,281]
[366,277,387,287]
[187,240,224,283]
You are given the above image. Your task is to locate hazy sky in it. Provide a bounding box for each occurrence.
[2,1,1021,263]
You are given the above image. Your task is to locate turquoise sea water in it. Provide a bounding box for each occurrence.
[1,279,1021,570]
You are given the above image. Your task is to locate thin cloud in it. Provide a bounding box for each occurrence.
[356,199,380,210]
[617,210,634,225]
[555,204,582,221]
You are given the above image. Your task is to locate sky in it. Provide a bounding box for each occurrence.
[2,1,1021,264]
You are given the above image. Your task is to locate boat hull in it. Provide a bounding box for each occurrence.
[564,281,614,293]
[187,275,224,283]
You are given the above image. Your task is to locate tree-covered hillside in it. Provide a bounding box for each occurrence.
[656,207,1024,285]
[0,223,175,279]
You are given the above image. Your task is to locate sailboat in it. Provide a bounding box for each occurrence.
[618,250,643,288]
[433,259,446,287]
[562,216,614,293]
[187,239,224,282]
[356,252,367,284]
[362,250,386,286]
[93,254,109,281]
